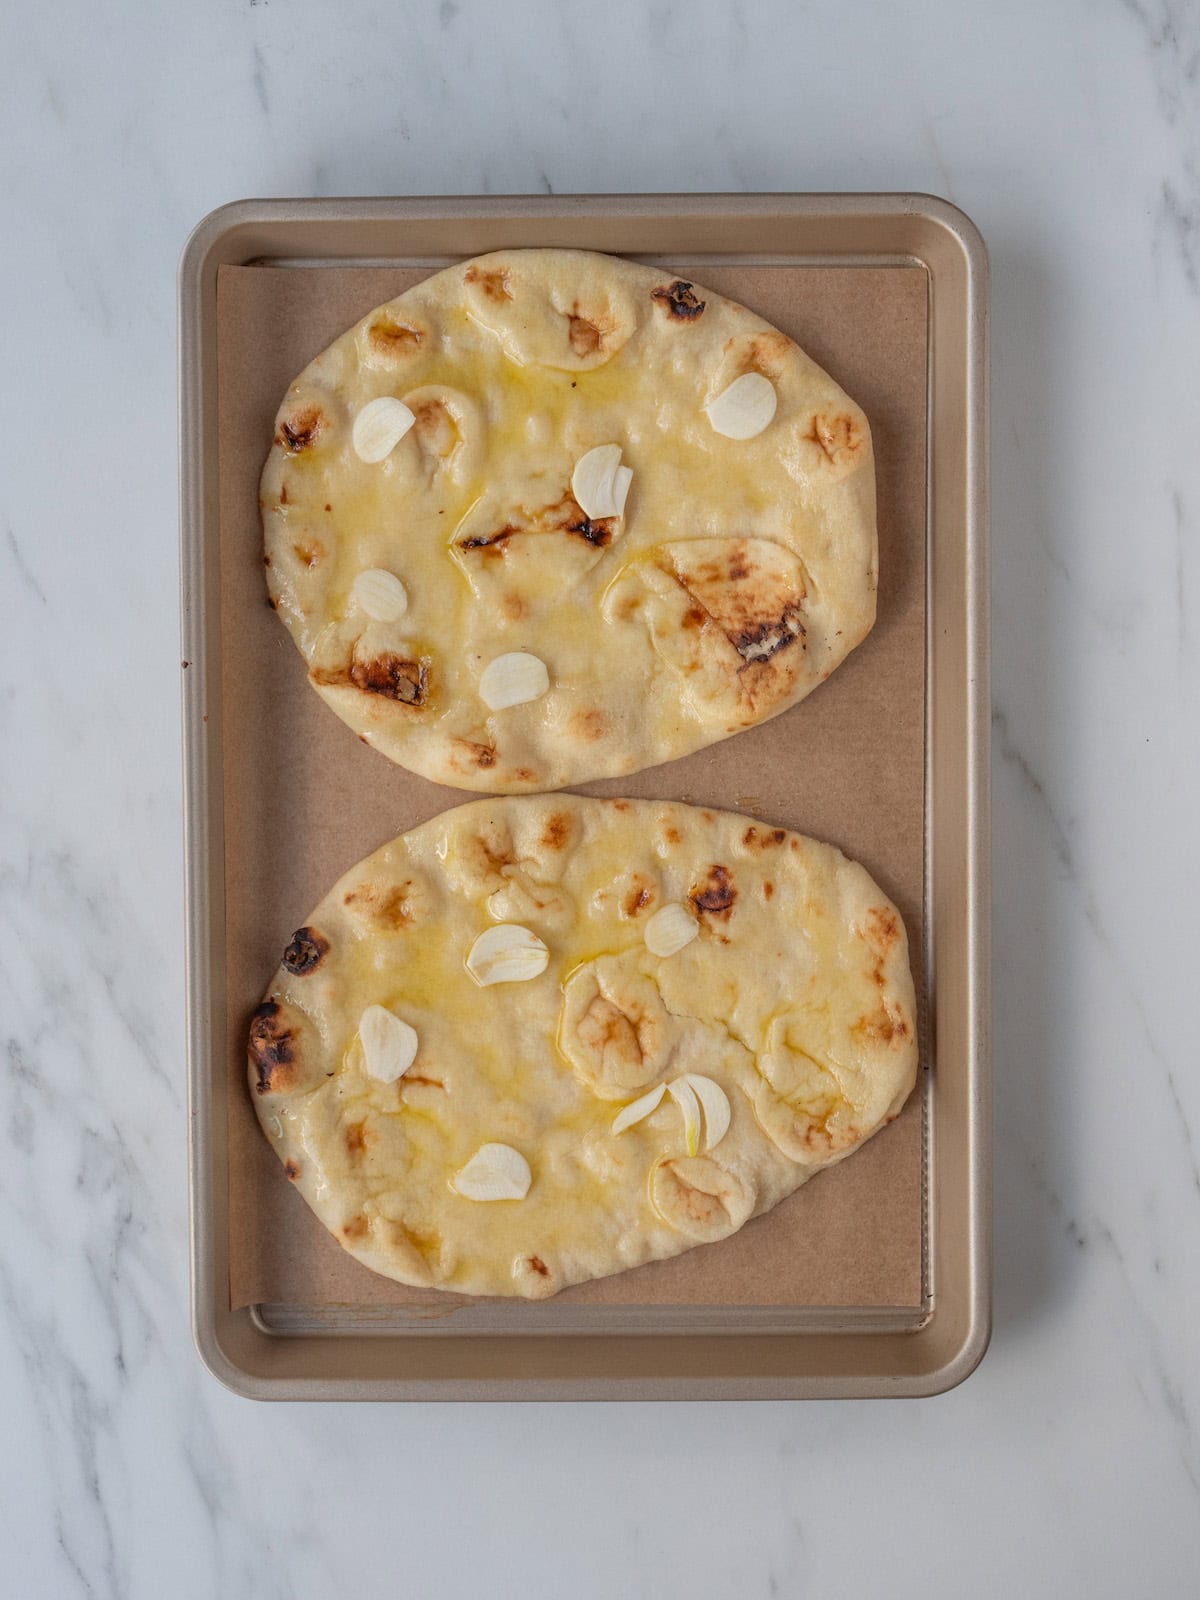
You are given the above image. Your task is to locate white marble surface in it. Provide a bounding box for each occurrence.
[2,0,1198,1593]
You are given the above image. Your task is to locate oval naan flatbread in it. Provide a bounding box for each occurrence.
[262,250,876,791]
[249,798,916,1299]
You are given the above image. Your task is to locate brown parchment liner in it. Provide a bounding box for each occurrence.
[217,261,928,1312]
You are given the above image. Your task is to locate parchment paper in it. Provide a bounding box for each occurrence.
[216,259,928,1312]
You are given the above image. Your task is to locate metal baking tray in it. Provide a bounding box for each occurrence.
[179,194,990,1399]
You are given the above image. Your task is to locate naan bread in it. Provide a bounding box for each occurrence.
[249,798,916,1299]
[261,250,876,791]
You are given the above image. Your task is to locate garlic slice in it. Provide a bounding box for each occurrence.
[466,923,549,986]
[611,1081,666,1136]
[682,1073,731,1150]
[351,568,409,622]
[643,902,699,958]
[352,395,416,462]
[571,444,633,520]
[454,1142,532,1201]
[703,373,777,440]
[357,1004,419,1082]
[668,1077,702,1157]
[479,651,550,711]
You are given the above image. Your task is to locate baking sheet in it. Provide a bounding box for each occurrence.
[216,259,928,1316]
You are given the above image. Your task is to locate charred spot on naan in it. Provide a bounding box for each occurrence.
[463,263,513,302]
[512,1252,558,1298]
[578,995,654,1080]
[731,603,806,665]
[463,254,638,371]
[291,540,324,571]
[650,1157,751,1241]
[611,538,812,725]
[621,873,657,918]
[852,906,913,1045]
[455,817,519,889]
[742,826,787,851]
[457,522,519,555]
[411,395,457,460]
[723,329,796,380]
[365,314,424,355]
[451,737,498,773]
[651,279,706,320]
[536,492,616,548]
[351,654,429,705]
[281,926,329,976]
[312,651,431,708]
[276,404,327,454]
[540,810,575,852]
[455,492,614,557]
[402,1073,445,1093]
[800,409,868,476]
[668,540,808,656]
[564,512,616,549]
[789,1101,862,1159]
[342,875,429,932]
[399,386,484,486]
[248,1000,304,1095]
[570,708,608,743]
[752,1043,861,1163]
[561,957,675,1097]
[851,1004,911,1047]
[566,305,622,359]
[690,864,737,923]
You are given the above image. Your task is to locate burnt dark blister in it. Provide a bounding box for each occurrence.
[651,279,706,320]
[282,926,329,976]
[566,516,614,548]
[349,655,429,704]
[278,407,323,452]
[248,1001,295,1094]
[733,604,807,665]
[690,864,737,919]
[458,525,517,552]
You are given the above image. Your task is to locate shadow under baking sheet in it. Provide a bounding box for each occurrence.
[988,231,1085,1342]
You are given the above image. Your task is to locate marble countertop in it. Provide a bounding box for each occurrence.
[4,0,1198,1594]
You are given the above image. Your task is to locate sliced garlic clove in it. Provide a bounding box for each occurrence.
[644,902,699,958]
[351,568,409,622]
[571,443,632,520]
[612,1081,667,1136]
[357,1003,419,1082]
[668,1076,703,1158]
[683,1073,731,1150]
[352,396,416,462]
[704,372,777,440]
[479,651,550,711]
[466,923,549,986]
[454,1142,532,1201]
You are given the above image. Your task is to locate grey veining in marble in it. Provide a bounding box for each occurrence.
[2,0,1199,1595]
